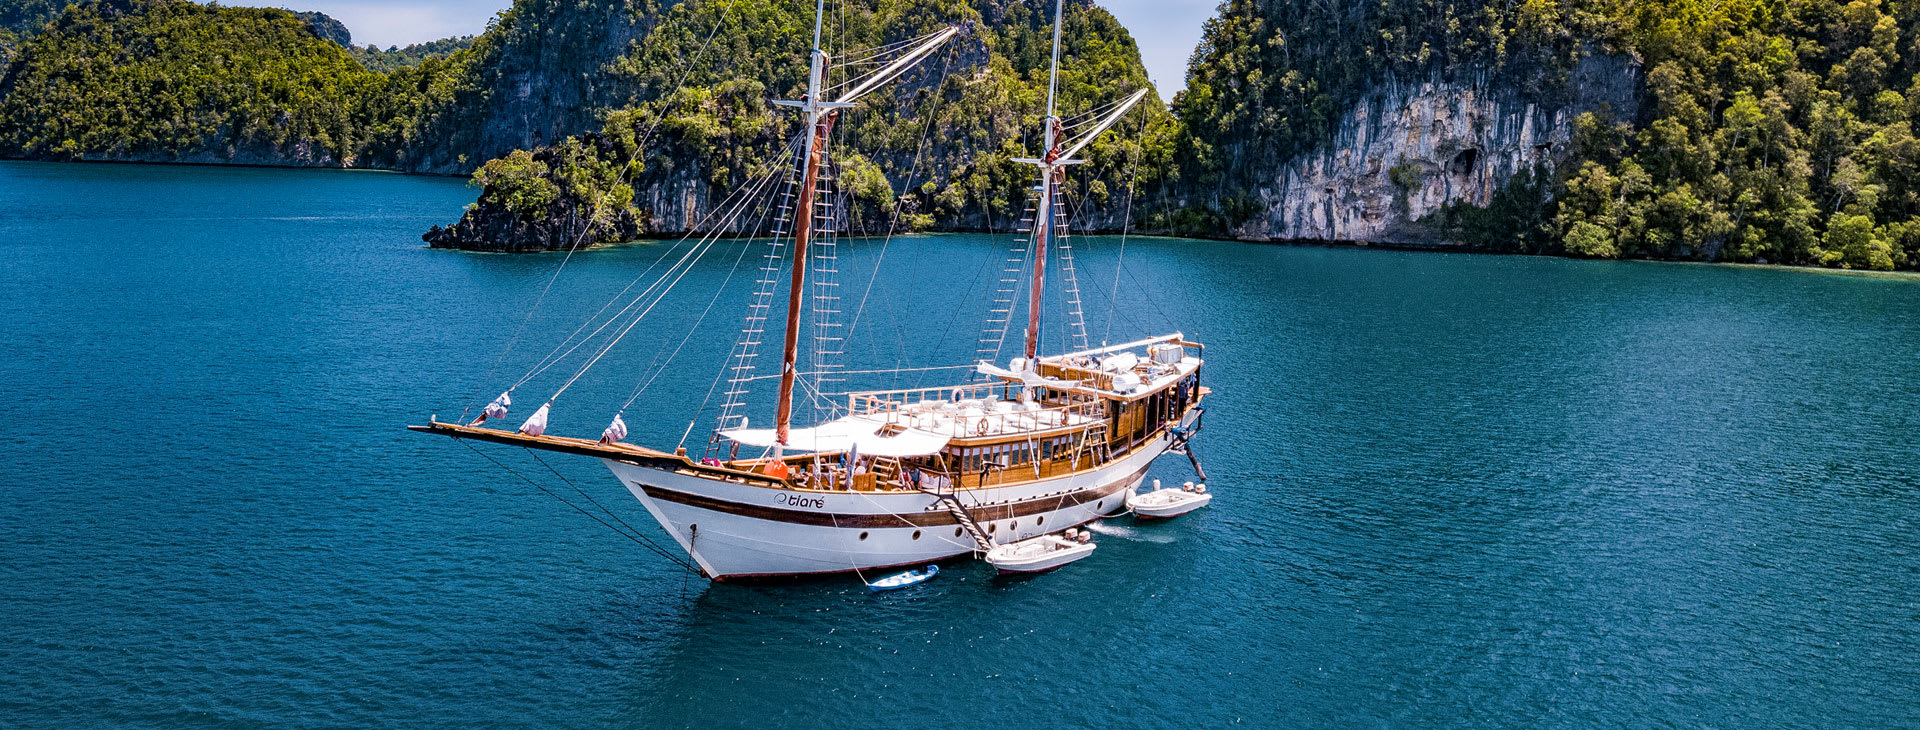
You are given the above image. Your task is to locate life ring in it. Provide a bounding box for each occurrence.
[951,387,964,403]
[976,419,989,436]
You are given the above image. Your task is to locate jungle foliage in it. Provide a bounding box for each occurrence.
[0,0,402,162]
[1176,0,1920,269]
[425,0,1176,246]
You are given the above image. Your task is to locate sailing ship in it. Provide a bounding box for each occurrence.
[413,0,1209,581]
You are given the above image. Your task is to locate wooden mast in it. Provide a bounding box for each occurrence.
[1013,1,1146,369]
[1022,0,1067,367]
[774,3,835,447]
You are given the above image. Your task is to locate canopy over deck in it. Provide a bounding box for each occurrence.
[720,415,953,457]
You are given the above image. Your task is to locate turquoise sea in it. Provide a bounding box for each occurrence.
[2,159,1918,727]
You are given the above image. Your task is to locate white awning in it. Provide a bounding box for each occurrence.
[719,415,952,457]
[975,360,1079,388]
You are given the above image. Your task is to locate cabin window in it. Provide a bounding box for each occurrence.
[1036,516,1045,525]
[912,530,922,540]
[858,531,869,541]
[954,527,963,537]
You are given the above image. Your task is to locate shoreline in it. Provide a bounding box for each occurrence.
[8,157,1913,280]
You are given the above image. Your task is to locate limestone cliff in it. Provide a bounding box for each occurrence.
[1229,53,1640,244]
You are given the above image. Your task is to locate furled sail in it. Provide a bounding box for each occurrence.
[600,413,628,445]
[975,360,1079,389]
[470,391,512,426]
[519,402,550,437]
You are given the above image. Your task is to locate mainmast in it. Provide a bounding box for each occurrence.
[1020,0,1067,368]
[1012,0,1150,371]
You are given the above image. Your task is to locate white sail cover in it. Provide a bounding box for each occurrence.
[720,415,950,457]
[975,360,1079,389]
[600,413,627,444]
[484,391,511,420]
[518,402,550,437]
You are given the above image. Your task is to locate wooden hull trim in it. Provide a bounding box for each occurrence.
[637,463,1145,529]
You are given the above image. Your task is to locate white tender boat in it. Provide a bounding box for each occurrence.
[985,530,1095,574]
[1127,480,1212,519]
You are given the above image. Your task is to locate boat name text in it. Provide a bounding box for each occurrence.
[776,493,826,509]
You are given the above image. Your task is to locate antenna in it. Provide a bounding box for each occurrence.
[1045,0,1064,118]
[812,0,825,51]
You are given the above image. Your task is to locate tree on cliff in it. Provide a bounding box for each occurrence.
[427,0,1177,250]
[1175,0,1920,270]
[1551,0,1920,270]
[0,0,394,163]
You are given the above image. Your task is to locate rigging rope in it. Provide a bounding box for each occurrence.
[466,0,745,416]
[1102,114,1144,344]
[527,448,658,553]
[543,146,799,405]
[616,134,800,413]
[840,50,955,370]
[511,135,802,403]
[511,134,804,392]
[456,439,698,573]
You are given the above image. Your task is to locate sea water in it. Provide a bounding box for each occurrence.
[3,160,1917,727]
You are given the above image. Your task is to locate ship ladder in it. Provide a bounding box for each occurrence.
[924,491,995,553]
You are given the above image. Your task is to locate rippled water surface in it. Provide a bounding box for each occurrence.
[4,160,1918,728]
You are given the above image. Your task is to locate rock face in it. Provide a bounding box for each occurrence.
[1230,52,1641,244]
[423,205,647,253]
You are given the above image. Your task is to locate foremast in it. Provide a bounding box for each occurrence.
[772,2,847,447]
[767,10,959,447]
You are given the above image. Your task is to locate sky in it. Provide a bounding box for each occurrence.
[260,0,1217,94]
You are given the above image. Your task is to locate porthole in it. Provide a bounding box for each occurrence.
[954,527,963,537]
[858,531,870,541]
[1036,516,1045,525]
[912,530,922,540]
[1011,519,1019,529]
[989,524,997,533]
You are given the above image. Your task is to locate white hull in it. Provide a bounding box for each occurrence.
[603,413,1193,580]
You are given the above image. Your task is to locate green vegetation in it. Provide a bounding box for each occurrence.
[0,0,396,162]
[349,35,475,72]
[430,0,1175,248]
[16,0,1920,268]
[1550,0,1920,270]
[1173,0,1596,207]
[1178,0,1920,270]
[0,0,65,66]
